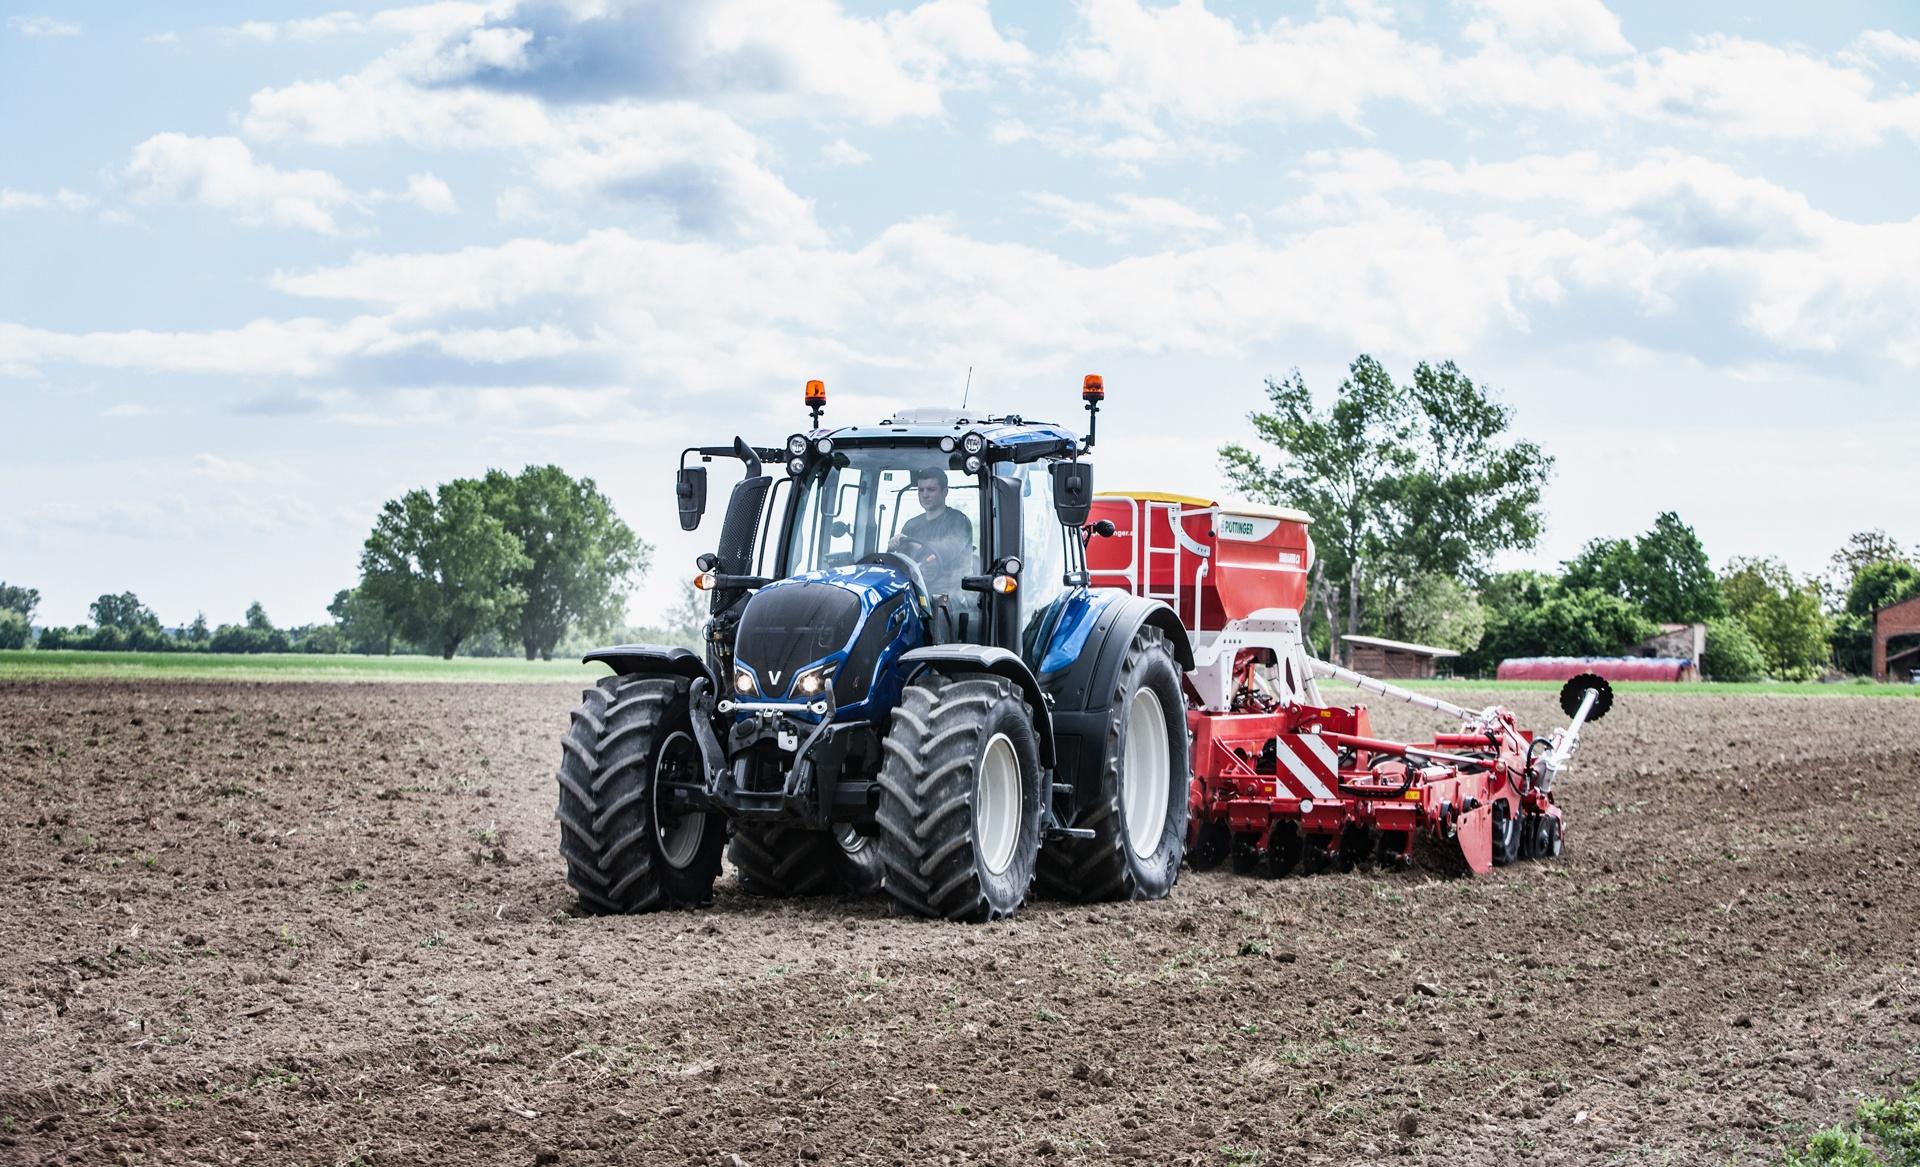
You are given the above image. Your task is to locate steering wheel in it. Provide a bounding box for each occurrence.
[890,535,948,579]
[857,551,933,609]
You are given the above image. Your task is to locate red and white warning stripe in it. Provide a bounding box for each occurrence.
[1274,733,1337,802]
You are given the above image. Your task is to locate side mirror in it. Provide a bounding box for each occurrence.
[676,466,708,531]
[1051,461,1094,527]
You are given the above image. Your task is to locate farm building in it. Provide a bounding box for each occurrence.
[1639,623,1705,664]
[1341,635,1459,679]
[1875,593,1920,682]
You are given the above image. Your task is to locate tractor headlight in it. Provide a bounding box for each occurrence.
[814,437,834,455]
[964,455,982,474]
[939,436,957,453]
[734,669,755,694]
[786,434,808,456]
[787,457,806,476]
[961,432,985,455]
[793,663,835,696]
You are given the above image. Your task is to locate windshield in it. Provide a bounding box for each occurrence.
[784,448,983,593]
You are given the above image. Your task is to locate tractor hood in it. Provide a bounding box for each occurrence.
[730,564,924,717]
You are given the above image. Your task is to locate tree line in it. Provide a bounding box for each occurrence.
[1224,355,1920,681]
[1,465,707,660]
[7,391,1912,679]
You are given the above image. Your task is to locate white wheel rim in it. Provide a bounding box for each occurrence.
[975,733,1021,877]
[1122,686,1171,860]
[653,731,706,869]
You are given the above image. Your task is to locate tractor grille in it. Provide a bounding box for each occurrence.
[735,583,860,699]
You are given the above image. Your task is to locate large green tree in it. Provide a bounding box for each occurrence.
[1562,511,1724,624]
[485,465,648,661]
[1721,557,1832,681]
[0,582,39,624]
[90,591,161,632]
[1222,356,1551,662]
[1390,360,1554,583]
[328,587,399,655]
[360,479,528,659]
[1825,529,1907,606]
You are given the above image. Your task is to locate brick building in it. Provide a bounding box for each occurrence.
[1874,594,1920,683]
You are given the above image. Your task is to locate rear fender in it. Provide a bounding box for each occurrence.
[896,645,1056,768]
[1041,592,1194,818]
[1041,591,1193,713]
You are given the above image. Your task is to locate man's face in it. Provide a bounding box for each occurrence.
[916,476,948,512]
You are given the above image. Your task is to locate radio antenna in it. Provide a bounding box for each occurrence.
[962,366,973,409]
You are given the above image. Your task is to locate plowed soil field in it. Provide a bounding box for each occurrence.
[2,680,1917,1166]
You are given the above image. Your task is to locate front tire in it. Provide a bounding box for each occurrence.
[875,674,1042,922]
[1037,626,1190,902]
[556,675,724,913]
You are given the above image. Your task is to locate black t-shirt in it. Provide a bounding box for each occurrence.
[899,506,973,567]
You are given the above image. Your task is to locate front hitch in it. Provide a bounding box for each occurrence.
[686,677,731,790]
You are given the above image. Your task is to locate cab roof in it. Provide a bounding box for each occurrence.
[809,409,1083,462]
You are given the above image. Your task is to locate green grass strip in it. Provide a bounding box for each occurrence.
[0,649,606,684]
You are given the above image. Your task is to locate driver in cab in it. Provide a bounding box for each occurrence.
[893,466,973,594]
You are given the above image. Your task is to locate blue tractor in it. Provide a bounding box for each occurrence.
[556,377,1194,921]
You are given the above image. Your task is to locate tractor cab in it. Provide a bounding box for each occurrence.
[763,410,1087,660]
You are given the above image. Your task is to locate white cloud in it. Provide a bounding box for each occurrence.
[145,31,179,46]
[0,316,416,377]
[9,15,81,37]
[1063,1,1442,128]
[1048,2,1920,156]
[102,402,158,418]
[1025,191,1225,241]
[1290,149,1823,248]
[416,0,1030,123]
[229,0,1031,240]
[123,134,360,234]
[0,187,92,212]
[1461,0,1632,57]
[218,11,371,43]
[821,139,872,167]
[192,453,290,483]
[1628,35,1908,146]
[403,172,458,213]
[246,72,822,241]
[1852,30,1920,67]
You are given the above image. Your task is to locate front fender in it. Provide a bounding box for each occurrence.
[582,644,713,684]
[896,645,1056,768]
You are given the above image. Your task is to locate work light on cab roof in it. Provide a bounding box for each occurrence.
[805,378,826,426]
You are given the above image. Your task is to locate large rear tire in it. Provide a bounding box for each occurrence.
[1036,626,1189,902]
[730,822,883,896]
[556,675,725,913]
[875,673,1042,922]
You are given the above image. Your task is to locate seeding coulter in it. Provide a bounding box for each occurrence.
[1088,491,1611,877]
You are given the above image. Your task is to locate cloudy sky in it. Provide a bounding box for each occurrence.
[4,0,1918,629]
